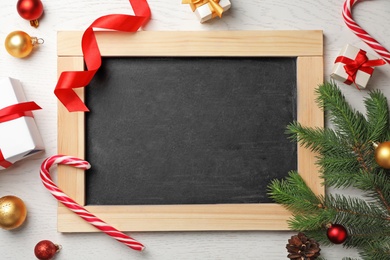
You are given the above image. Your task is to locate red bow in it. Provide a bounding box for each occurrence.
[0,101,42,168]
[54,0,151,112]
[335,49,385,89]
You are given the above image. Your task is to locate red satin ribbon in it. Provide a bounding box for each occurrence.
[0,149,12,169]
[0,101,42,168]
[335,49,385,89]
[0,101,42,123]
[54,0,151,112]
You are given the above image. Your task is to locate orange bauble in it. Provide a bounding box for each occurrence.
[0,195,27,230]
[374,141,390,169]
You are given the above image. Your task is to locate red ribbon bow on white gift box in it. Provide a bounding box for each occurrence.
[0,101,41,169]
[335,49,385,89]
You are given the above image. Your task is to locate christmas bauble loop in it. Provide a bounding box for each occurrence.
[4,31,43,58]
[17,0,44,28]
[374,141,390,169]
[34,240,61,260]
[0,195,27,230]
[326,223,348,244]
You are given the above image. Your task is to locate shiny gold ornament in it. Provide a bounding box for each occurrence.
[374,141,390,169]
[5,31,43,58]
[0,195,27,230]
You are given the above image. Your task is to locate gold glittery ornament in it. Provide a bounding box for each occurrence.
[0,195,27,230]
[374,141,390,169]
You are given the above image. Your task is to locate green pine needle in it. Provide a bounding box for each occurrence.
[267,171,323,215]
[316,82,368,144]
[365,90,389,142]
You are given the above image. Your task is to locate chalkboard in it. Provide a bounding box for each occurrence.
[85,57,297,205]
[57,31,324,232]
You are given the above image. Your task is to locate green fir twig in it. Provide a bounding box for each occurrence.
[268,81,390,260]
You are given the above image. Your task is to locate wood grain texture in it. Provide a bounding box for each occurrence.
[57,30,323,233]
[1,0,389,259]
[57,30,323,57]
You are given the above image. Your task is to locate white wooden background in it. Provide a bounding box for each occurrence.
[0,0,389,259]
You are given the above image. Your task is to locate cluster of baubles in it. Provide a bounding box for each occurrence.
[5,0,44,58]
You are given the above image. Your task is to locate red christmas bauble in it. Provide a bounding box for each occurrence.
[34,240,60,260]
[17,0,43,20]
[327,224,348,244]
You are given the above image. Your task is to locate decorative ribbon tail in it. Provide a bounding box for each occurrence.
[0,149,13,169]
[208,0,224,17]
[53,0,151,112]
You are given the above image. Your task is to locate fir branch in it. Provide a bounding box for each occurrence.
[288,210,335,231]
[317,153,360,179]
[365,90,389,142]
[354,170,390,215]
[327,194,388,223]
[359,243,390,260]
[316,82,367,145]
[287,122,346,154]
[322,171,359,188]
[269,82,390,259]
[267,171,323,215]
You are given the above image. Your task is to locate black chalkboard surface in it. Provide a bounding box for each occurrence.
[85,57,297,205]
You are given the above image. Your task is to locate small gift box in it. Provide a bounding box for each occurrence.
[182,0,231,23]
[331,44,385,89]
[0,77,44,170]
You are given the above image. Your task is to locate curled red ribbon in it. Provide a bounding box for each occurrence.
[335,49,385,89]
[0,101,42,168]
[54,0,151,112]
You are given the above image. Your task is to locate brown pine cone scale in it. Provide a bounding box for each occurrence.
[286,232,321,260]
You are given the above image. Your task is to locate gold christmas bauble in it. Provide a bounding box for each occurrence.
[0,195,27,230]
[5,31,34,58]
[374,141,390,169]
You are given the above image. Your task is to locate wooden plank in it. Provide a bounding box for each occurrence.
[58,30,323,57]
[58,204,290,232]
[297,56,324,196]
[57,57,86,205]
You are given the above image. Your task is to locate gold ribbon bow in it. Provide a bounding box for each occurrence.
[182,0,224,18]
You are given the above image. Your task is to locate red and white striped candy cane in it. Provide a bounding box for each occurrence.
[40,155,145,251]
[343,0,390,63]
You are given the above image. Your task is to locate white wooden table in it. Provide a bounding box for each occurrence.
[1,0,389,259]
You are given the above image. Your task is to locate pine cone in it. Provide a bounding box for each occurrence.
[286,232,321,260]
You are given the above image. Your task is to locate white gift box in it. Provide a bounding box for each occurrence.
[331,44,383,89]
[187,0,231,23]
[0,77,44,170]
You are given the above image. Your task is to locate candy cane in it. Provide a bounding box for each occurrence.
[342,0,390,63]
[40,155,145,251]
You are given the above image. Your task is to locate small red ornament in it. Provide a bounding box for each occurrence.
[34,240,61,260]
[326,224,348,244]
[16,0,44,28]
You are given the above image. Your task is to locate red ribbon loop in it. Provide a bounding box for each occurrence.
[0,101,42,168]
[54,1,151,112]
[335,49,386,89]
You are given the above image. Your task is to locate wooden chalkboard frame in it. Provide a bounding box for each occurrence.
[57,31,324,232]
